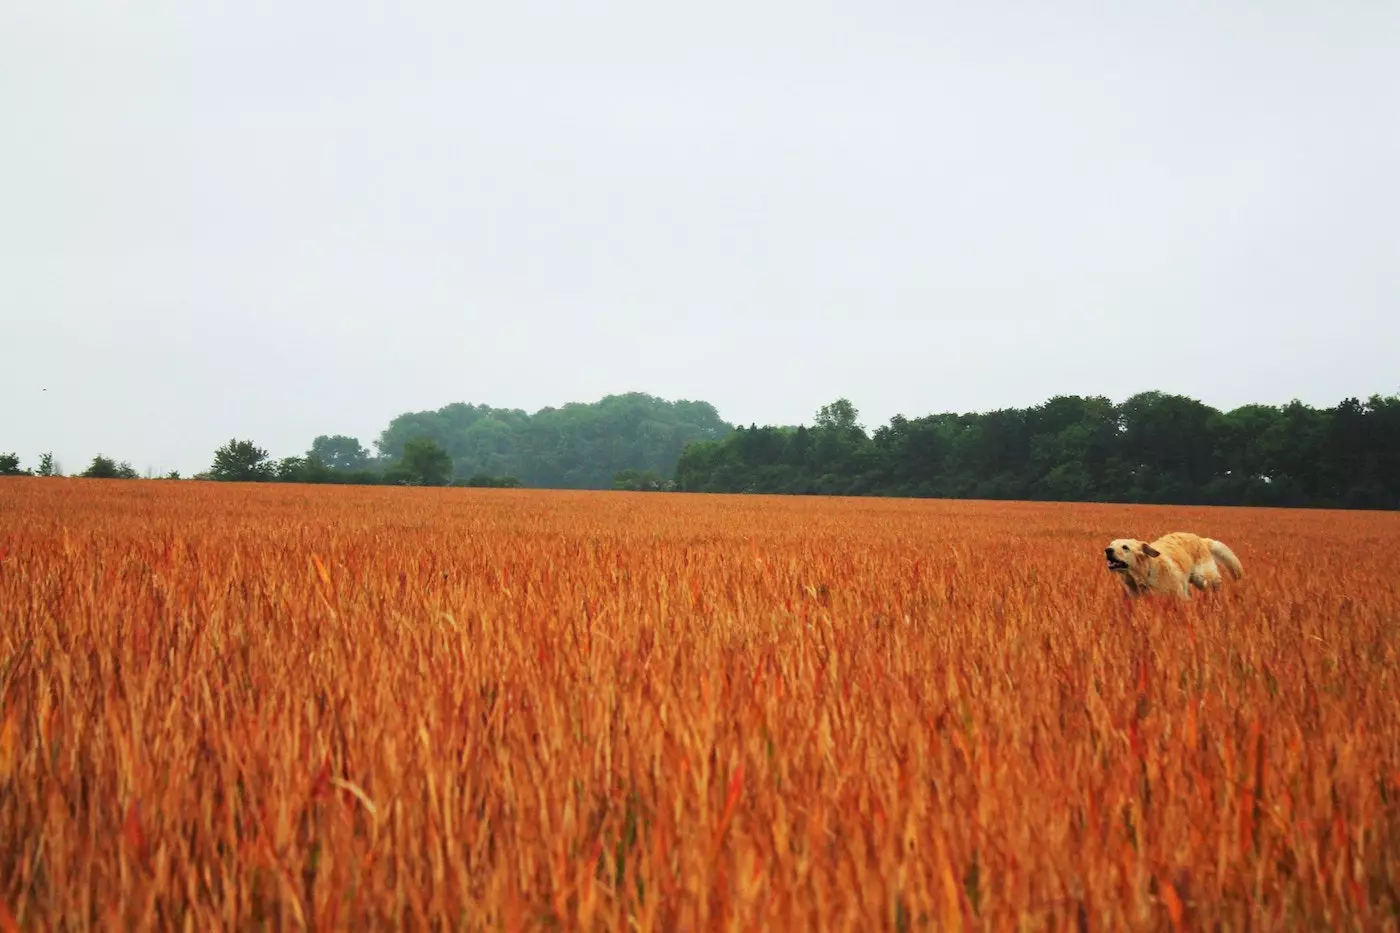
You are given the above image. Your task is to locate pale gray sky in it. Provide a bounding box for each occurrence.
[2,1,1396,476]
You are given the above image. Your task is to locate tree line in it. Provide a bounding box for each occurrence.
[1,393,732,489]
[0,451,145,480]
[674,391,1400,509]
[6,389,1396,509]
[0,436,523,488]
[371,393,730,488]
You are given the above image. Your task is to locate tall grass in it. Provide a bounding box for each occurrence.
[1,478,1398,930]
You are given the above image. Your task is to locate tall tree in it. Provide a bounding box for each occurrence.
[81,455,138,479]
[814,398,862,434]
[210,439,276,482]
[393,437,453,486]
[308,435,372,472]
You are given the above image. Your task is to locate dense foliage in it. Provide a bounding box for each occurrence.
[675,391,1400,509]
[7,389,1397,507]
[372,392,731,489]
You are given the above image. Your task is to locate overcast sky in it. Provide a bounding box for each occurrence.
[2,1,1396,476]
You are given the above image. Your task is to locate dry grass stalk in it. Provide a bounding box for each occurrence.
[1,479,1398,930]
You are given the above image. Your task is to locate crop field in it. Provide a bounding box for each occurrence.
[1,478,1398,931]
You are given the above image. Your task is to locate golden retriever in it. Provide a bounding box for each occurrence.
[1104,532,1243,599]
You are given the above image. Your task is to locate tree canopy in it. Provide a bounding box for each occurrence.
[387,437,454,487]
[81,455,139,480]
[673,392,1400,509]
[372,392,731,489]
[309,435,373,472]
[9,388,1396,510]
[210,439,276,482]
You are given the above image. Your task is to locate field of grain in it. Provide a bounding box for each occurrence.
[1,478,1398,930]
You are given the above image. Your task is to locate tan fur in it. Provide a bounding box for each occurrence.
[1104,532,1243,599]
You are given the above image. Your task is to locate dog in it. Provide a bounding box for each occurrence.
[1104,532,1243,599]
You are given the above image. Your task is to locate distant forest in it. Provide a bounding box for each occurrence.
[370,394,730,488]
[2,394,731,490]
[4,390,1397,509]
[675,392,1400,510]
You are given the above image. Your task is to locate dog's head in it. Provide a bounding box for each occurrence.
[1104,538,1160,576]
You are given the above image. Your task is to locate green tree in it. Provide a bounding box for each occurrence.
[394,437,453,486]
[308,435,372,472]
[372,392,732,489]
[0,453,26,476]
[810,398,877,492]
[272,455,332,484]
[1021,395,1119,500]
[36,452,59,477]
[210,439,276,482]
[1117,391,1220,498]
[814,398,862,434]
[612,468,665,491]
[673,389,1399,509]
[81,455,138,479]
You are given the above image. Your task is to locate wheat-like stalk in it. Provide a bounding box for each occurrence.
[0,479,1397,930]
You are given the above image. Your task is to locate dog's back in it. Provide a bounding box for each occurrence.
[1154,532,1243,595]
[1151,532,1213,569]
[1107,531,1243,599]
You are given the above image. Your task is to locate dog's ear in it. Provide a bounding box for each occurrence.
[1140,542,1160,558]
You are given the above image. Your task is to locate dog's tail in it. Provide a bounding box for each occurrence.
[1208,538,1244,580]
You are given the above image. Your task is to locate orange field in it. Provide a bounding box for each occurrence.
[1,478,1398,930]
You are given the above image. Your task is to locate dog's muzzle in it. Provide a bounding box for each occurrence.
[1105,547,1128,571]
